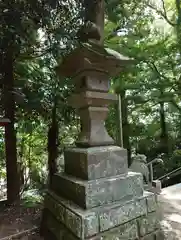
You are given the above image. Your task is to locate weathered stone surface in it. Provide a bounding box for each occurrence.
[44,194,65,223]
[47,212,139,240]
[99,197,147,232]
[77,106,114,147]
[144,191,157,213]
[138,212,160,237]
[64,146,128,180]
[57,43,133,79]
[46,213,65,240]
[44,191,99,238]
[140,230,164,240]
[69,91,117,109]
[44,191,155,239]
[65,208,82,238]
[140,232,155,240]
[90,221,138,240]
[52,171,144,209]
[74,70,109,93]
[45,214,162,240]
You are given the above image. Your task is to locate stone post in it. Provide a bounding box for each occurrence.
[40,43,163,240]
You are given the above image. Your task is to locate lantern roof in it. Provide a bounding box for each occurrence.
[56,42,135,78]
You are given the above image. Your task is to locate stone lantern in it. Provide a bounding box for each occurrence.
[56,43,133,147]
[41,42,162,240]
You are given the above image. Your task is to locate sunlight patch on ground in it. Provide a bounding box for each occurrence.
[161,220,173,231]
[167,214,181,224]
[161,192,181,200]
[158,183,181,239]
[160,217,181,239]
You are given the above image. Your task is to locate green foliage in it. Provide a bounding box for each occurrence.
[21,189,43,207]
[0,0,82,198]
[1,0,181,196]
[105,0,181,176]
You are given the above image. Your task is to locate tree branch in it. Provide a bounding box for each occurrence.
[147,1,176,27]
[148,62,171,82]
[161,0,170,22]
[170,100,181,112]
[147,61,179,92]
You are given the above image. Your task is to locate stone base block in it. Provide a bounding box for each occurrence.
[43,216,163,240]
[64,146,128,180]
[51,171,144,209]
[45,213,139,240]
[42,190,158,239]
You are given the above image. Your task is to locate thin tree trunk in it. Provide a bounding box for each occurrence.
[121,90,131,166]
[159,101,168,153]
[28,135,32,186]
[19,136,25,188]
[3,47,20,204]
[48,97,58,186]
[175,0,181,55]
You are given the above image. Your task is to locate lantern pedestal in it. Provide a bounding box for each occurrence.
[41,43,162,240]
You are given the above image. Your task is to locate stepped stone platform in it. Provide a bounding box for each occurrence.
[51,170,143,209]
[41,147,163,240]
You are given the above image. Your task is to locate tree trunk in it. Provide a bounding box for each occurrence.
[3,47,20,204]
[175,0,181,55]
[48,97,58,186]
[159,101,168,153]
[121,90,131,166]
[19,136,25,188]
[28,134,32,186]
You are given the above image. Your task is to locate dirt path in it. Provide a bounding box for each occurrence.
[0,203,42,239]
